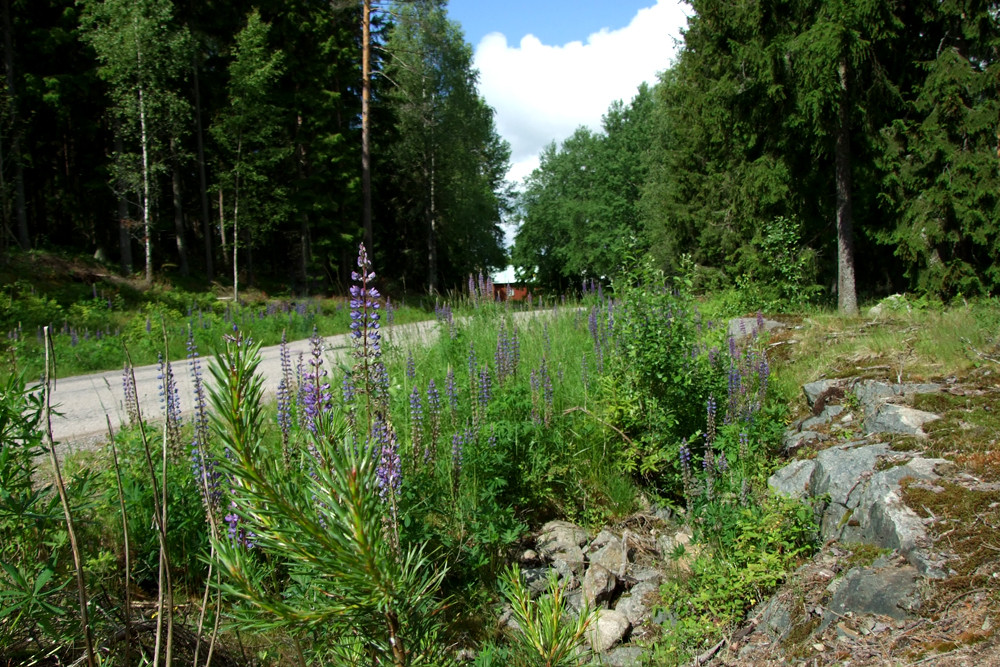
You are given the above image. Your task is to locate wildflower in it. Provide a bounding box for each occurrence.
[276,330,293,449]
[409,385,423,463]
[188,326,218,508]
[427,378,441,453]
[157,353,182,457]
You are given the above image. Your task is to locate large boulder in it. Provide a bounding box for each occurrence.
[585,609,631,652]
[582,564,618,608]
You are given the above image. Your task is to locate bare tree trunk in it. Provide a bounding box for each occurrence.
[233,138,241,302]
[138,83,153,286]
[218,188,228,268]
[2,0,28,249]
[836,57,858,316]
[170,139,188,276]
[361,0,373,254]
[426,151,437,295]
[193,60,213,280]
[114,121,133,274]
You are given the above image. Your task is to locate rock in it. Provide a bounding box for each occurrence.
[803,379,844,408]
[589,535,627,575]
[853,457,949,576]
[820,565,921,631]
[728,316,784,341]
[586,609,631,652]
[865,403,940,436]
[783,430,821,454]
[582,564,618,608]
[614,581,659,626]
[811,442,890,538]
[519,549,539,565]
[551,558,582,585]
[759,593,794,641]
[768,459,817,500]
[599,645,647,666]
[522,567,555,599]
[801,404,845,430]
[589,529,617,551]
[868,294,910,317]
[537,520,589,564]
[655,532,678,557]
[630,566,663,587]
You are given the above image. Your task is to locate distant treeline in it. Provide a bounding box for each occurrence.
[513,0,999,309]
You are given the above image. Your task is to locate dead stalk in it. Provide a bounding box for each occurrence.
[121,343,174,666]
[105,415,132,667]
[42,327,96,667]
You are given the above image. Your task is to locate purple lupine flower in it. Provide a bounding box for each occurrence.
[488,425,497,449]
[477,365,492,414]
[372,414,401,504]
[349,243,389,417]
[445,367,459,416]
[300,328,332,434]
[188,327,219,508]
[122,363,140,426]
[451,429,466,477]
[406,351,416,380]
[679,440,693,510]
[157,353,182,456]
[409,385,423,462]
[276,330,293,449]
[427,379,441,453]
[342,372,356,405]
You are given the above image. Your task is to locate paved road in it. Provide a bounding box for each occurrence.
[49,318,442,449]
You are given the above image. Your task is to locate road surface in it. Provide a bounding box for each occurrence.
[48,318,442,450]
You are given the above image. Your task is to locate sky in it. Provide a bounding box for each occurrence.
[445,0,691,187]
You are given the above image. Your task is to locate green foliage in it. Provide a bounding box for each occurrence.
[497,564,594,667]
[731,216,823,311]
[601,259,723,488]
[208,330,450,665]
[211,9,291,259]
[513,85,653,290]
[654,495,818,664]
[379,0,510,291]
[97,424,209,589]
[0,373,96,659]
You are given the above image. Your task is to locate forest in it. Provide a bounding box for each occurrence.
[1,0,509,295]
[2,0,997,306]
[514,0,1000,312]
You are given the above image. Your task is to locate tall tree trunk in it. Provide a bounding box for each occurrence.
[836,57,858,315]
[193,60,213,280]
[114,122,133,273]
[361,0,373,254]
[295,115,311,293]
[218,189,229,268]
[170,139,189,276]
[233,138,241,302]
[2,0,28,249]
[138,83,153,286]
[426,150,437,294]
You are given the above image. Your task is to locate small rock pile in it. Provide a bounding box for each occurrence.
[500,516,687,665]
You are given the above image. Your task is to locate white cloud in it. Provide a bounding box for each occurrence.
[473,1,690,186]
